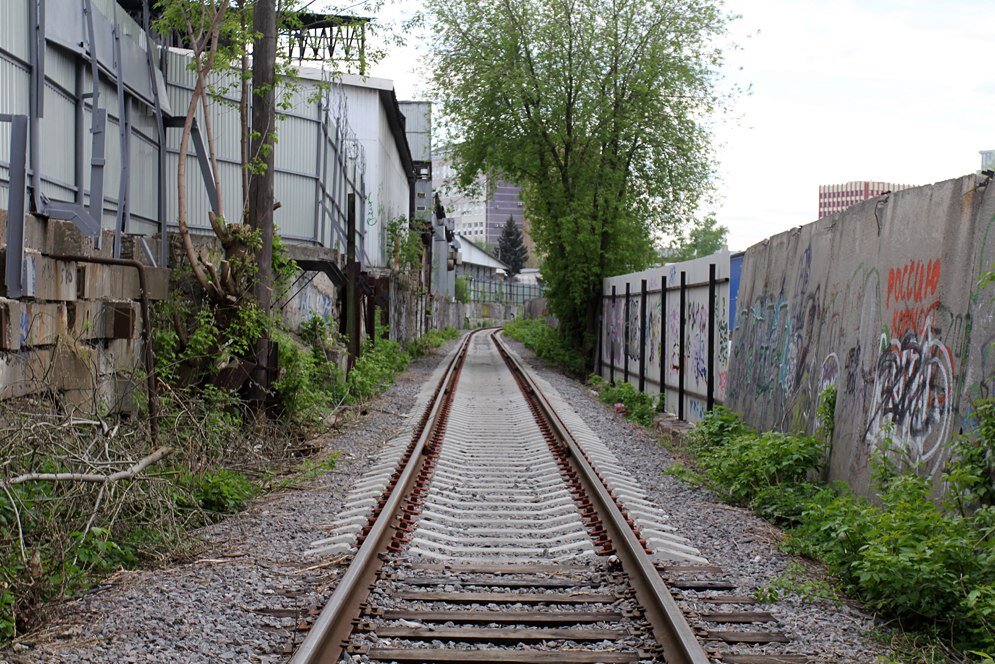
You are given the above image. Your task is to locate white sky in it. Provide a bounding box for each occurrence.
[348,0,995,252]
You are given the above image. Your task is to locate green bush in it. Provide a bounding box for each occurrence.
[597,381,657,427]
[455,276,470,304]
[695,430,824,506]
[684,407,995,655]
[182,469,259,515]
[406,327,460,357]
[686,405,749,448]
[503,318,586,376]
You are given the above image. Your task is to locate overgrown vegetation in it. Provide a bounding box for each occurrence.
[679,403,995,658]
[0,317,462,643]
[589,375,658,427]
[502,318,586,377]
[455,276,470,304]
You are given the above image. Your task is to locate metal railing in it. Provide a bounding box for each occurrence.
[466,278,543,304]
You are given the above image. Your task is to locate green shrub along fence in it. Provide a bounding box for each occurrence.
[502,318,586,377]
[680,403,995,658]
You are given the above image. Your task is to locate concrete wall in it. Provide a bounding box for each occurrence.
[727,174,995,495]
[0,209,169,412]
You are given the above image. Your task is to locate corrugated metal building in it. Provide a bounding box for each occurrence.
[0,0,422,272]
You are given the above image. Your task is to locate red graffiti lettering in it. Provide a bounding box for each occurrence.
[892,301,940,338]
[886,258,941,308]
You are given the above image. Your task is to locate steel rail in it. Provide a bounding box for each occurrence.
[492,332,711,664]
[289,330,478,664]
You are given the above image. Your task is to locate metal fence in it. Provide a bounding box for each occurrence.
[598,250,741,423]
[467,278,544,305]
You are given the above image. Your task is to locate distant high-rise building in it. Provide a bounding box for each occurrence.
[981,149,995,172]
[818,181,913,218]
[432,150,532,260]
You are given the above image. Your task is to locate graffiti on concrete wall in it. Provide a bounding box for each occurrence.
[727,175,995,495]
[600,250,736,422]
[866,316,953,472]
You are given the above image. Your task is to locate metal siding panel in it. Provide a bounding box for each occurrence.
[102,113,122,213]
[0,0,30,62]
[130,131,159,224]
[0,56,30,115]
[38,84,77,191]
[44,46,77,93]
[274,171,315,241]
[217,160,242,222]
[274,114,317,175]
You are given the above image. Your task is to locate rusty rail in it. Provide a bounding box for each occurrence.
[492,332,710,664]
[290,330,479,664]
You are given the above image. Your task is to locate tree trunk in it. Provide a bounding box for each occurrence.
[249,0,276,314]
[248,0,277,399]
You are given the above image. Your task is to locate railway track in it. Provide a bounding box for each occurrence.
[291,330,803,664]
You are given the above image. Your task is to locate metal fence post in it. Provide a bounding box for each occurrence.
[597,289,604,377]
[610,285,616,385]
[678,270,686,421]
[660,274,667,412]
[623,282,630,384]
[639,278,647,392]
[707,263,716,411]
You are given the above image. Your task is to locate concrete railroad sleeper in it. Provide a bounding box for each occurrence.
[291,330,800,664]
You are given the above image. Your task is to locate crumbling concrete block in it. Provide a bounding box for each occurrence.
[77,263,169,301]
[0,212,96,256]
[0,299,69,349]
[0,249,78,301]
[98,338,142,376]
[0,348,53,400]
[67,300,140,341]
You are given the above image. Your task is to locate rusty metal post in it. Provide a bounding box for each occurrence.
[639,279,647,392]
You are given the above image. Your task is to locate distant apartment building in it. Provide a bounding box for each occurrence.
[432,151,528,250]
[818,181,913,218]
[981,150,995,172]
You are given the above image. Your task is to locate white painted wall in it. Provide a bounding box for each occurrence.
[341,75,410,270]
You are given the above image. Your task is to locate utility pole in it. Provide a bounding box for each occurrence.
[249,0,276,399]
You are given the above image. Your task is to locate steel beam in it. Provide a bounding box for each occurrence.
[2,115,30,299]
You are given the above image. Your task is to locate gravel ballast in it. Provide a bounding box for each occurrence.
[4,332,890,663]
[3,340,461,664]
[500,335,890,663]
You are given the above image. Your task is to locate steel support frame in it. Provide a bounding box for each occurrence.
[1,115,29,299]
[142,0,168,268]
[111,2,132,259]
[27,0,105,243]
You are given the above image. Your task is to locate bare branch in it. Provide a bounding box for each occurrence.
[4,447,174,486]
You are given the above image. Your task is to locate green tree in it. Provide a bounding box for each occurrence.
[497,216,529,276]
[426,0,727,361]
[666,216,728,262]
